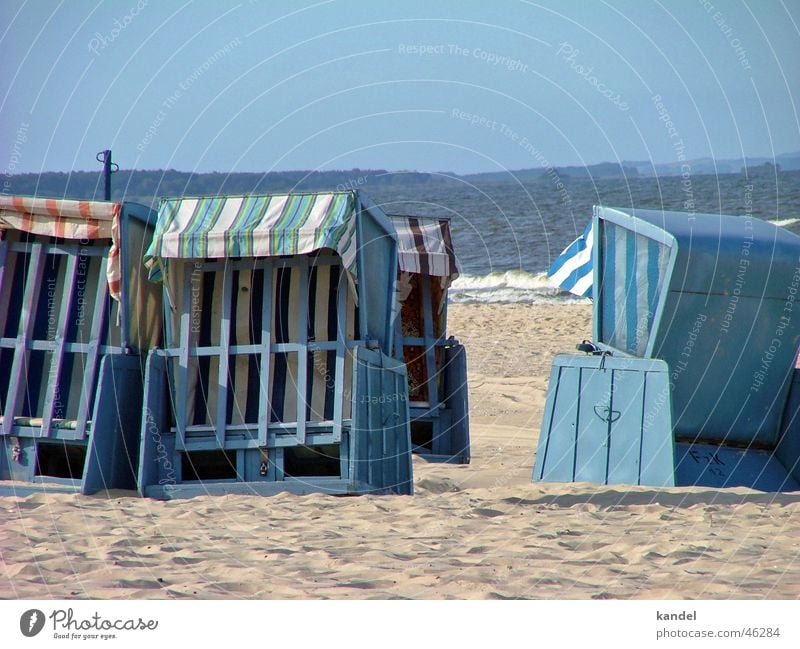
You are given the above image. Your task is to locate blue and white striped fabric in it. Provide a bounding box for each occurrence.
[600,222,671,357]
[548,220,594,298]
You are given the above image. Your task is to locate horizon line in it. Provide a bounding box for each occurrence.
[7,151,799,178]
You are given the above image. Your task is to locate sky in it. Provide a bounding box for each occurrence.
[1,0,798,175]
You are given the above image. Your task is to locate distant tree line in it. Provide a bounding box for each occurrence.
[8,158,792,207]
[4,168,445,206]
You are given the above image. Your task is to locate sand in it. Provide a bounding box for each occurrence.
[2,302,800,599]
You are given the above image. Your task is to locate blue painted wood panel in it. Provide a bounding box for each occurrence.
[606,369,646,484]
[351,346,413,495]
[535,363,580,482]
[535,355,674,487]
[82,355,142,494]
[137,351,171,496]
[638,369,675,487]
[574,367,612,483]
[442,343,470,464]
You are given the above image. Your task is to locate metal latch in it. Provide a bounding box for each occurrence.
[10,437,23,463]
[259,448,269,476]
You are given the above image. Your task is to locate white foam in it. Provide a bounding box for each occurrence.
[449,270,589,304]
[770,218,800,227]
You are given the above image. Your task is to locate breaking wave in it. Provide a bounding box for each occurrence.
[449,270,588,304]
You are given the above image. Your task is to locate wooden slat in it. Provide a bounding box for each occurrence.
[231,268,252,426]
[157,341,343,357]
[205,270,224,426]
[442,343,470,463]
[339,434,350,483]
[332,268,346,442]
[639,369,676,486]
[64,250,98,422]
[367,353,382,487]
[6,241,107,257]
[73,255,110,440]
[184,261,203,430]
[40,254,78,437]
[35,250,68,417]
[281,266,300,424]
[235,448,245,481]
[0,237,11,419]
[355,207,368,340]
[2,243,46,436]
[215,261,233,447]
[307,264,325,423]
[257,261,273,446]
[295,262,308,444]
[0,340,123,354]
[175,264,193,450]
[344,267,357,421]
[536,365,580,481]
[274,447,285,481]
[607,369,646,484]
[420,275,438,409]
[573,367,612,483]
[0,238,9,334]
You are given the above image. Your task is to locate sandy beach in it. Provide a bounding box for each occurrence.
[2,302,800,599]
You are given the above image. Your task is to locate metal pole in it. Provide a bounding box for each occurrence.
[96,149,117,200]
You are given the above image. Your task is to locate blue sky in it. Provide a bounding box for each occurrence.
[1,0,798,174]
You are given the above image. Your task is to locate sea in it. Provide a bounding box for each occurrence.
[368,171,800,304]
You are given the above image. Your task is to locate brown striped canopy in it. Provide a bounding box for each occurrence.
[388,215,459,279]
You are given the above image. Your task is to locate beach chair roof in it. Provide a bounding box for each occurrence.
[597,206,800,297]
[144,191,388,287]
[388,214,460,279]
[0,195,126,301]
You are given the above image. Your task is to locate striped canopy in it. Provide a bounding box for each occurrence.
[389,215,459,279]
[0,195,122,301]
[145,192,359,284]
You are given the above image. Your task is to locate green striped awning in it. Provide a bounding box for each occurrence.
[144,192,359,283]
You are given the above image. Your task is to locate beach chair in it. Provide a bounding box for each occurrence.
[137,191,413,498]
[534,206,800,491]
[0,196,160,494]
[389,215,469,463]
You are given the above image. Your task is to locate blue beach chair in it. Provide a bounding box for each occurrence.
[137,191,413,498]
[535,205,800,491]
[0,196,160,494]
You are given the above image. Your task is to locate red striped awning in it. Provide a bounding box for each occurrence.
[389,215,459,279]
[0,196,123,301]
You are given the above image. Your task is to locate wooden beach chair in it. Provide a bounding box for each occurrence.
[389,215,469,463]
[535,206,800,491]
[0,196,160,494]
[137,191,413,498]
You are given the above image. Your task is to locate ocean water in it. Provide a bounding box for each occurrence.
[370,171,800,303]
